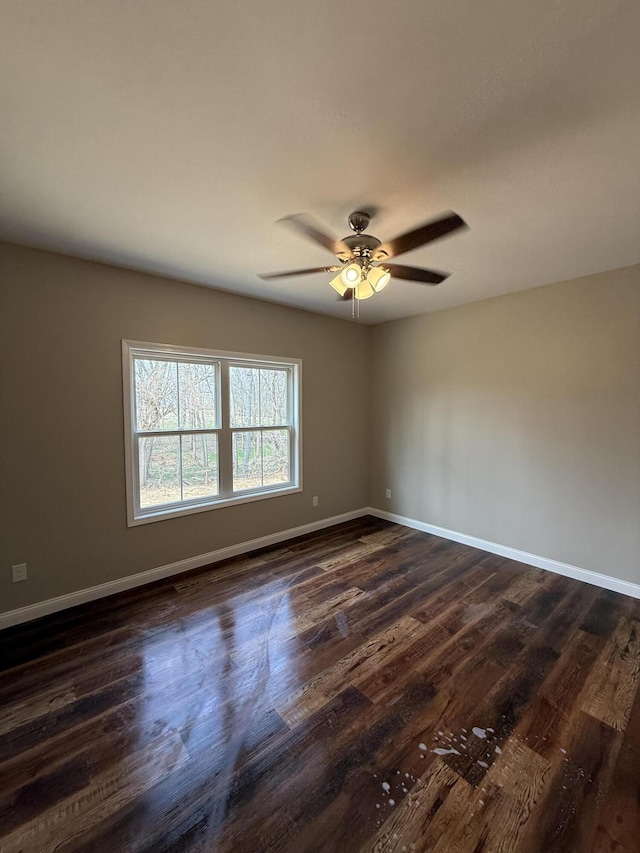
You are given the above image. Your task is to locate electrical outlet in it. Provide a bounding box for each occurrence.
[385,489,392,499]
[312,496,319,507]
[12,563,27,583]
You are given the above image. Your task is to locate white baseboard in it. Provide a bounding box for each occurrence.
[367,507,640,600]
[4,506,638,631]
[0,508,369,630]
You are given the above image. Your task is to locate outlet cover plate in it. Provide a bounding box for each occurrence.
[12,563,27,583]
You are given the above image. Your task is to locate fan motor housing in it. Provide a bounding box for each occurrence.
[341,233,382,257]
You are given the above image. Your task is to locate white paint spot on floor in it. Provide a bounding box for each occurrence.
[460,735,467,741]
[376,803,380,809]
[495,746,502,754]
[472,727,487,739]
[419,742,427,751]
[432,747,461,756]
[389,799,396,806]
[479,800,485,806]
[487,728,494,733]
[382,782,391,793]
[438,731,443,736]
[478,760,489,769]
[560,748,567,754]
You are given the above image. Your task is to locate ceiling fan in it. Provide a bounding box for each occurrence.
[259,209,468,302]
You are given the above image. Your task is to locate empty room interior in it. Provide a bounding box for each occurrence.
[1,2,640,851]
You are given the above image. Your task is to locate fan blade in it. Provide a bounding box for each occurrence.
[385,263,449,284]
[279,214,351,257]
[374,212,467,260]
[258,266,337,280]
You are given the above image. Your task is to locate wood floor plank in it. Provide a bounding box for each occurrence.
[275,615,428,726]
[472,737,549,853]
[316,540,384,570]
[502,570,546,606]
[511,614,609,765]
[0,684,78,737]
[229,585,369,668]
[364,759,462,852]
[0,731,190,853]
[233,687,425,850]
[0,516,638,852]
[516,710,622,853]
[581,616,640,731]
[588,682,640,852]
[409,738,548,853]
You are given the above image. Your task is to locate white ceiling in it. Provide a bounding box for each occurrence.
[1,1,640,324]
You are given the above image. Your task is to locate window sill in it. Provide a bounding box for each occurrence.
[127,484,303,527]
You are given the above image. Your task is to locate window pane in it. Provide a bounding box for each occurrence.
[181,433,219,500]
[178,362,217,429]
[263,429,290,485]
[232,431,262,491]
[259,369,288,425]
[138,435,180,507]
[229,367,260,427]
[232,429,290,491]
[134,359,178,431]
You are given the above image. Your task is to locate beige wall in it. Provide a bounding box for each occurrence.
[0,242,370,613]
[370,265,640,584]
[2,243,638,618]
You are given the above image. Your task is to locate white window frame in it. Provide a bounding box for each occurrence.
[122,340,302,526]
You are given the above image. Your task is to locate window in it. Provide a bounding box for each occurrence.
[123,341,301,525]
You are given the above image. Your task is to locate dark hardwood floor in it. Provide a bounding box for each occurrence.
[1,517,639,852]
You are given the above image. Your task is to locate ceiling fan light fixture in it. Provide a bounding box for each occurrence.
[329,273,348,296]
[340,262,362,287]
[367,266,391,292]
[355,280,374,300]
[261,208,467,315]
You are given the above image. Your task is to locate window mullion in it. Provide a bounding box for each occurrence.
[219,361,233,498]
[260,430,264,487]
[175,362,181,431]
[133,427,218,439]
